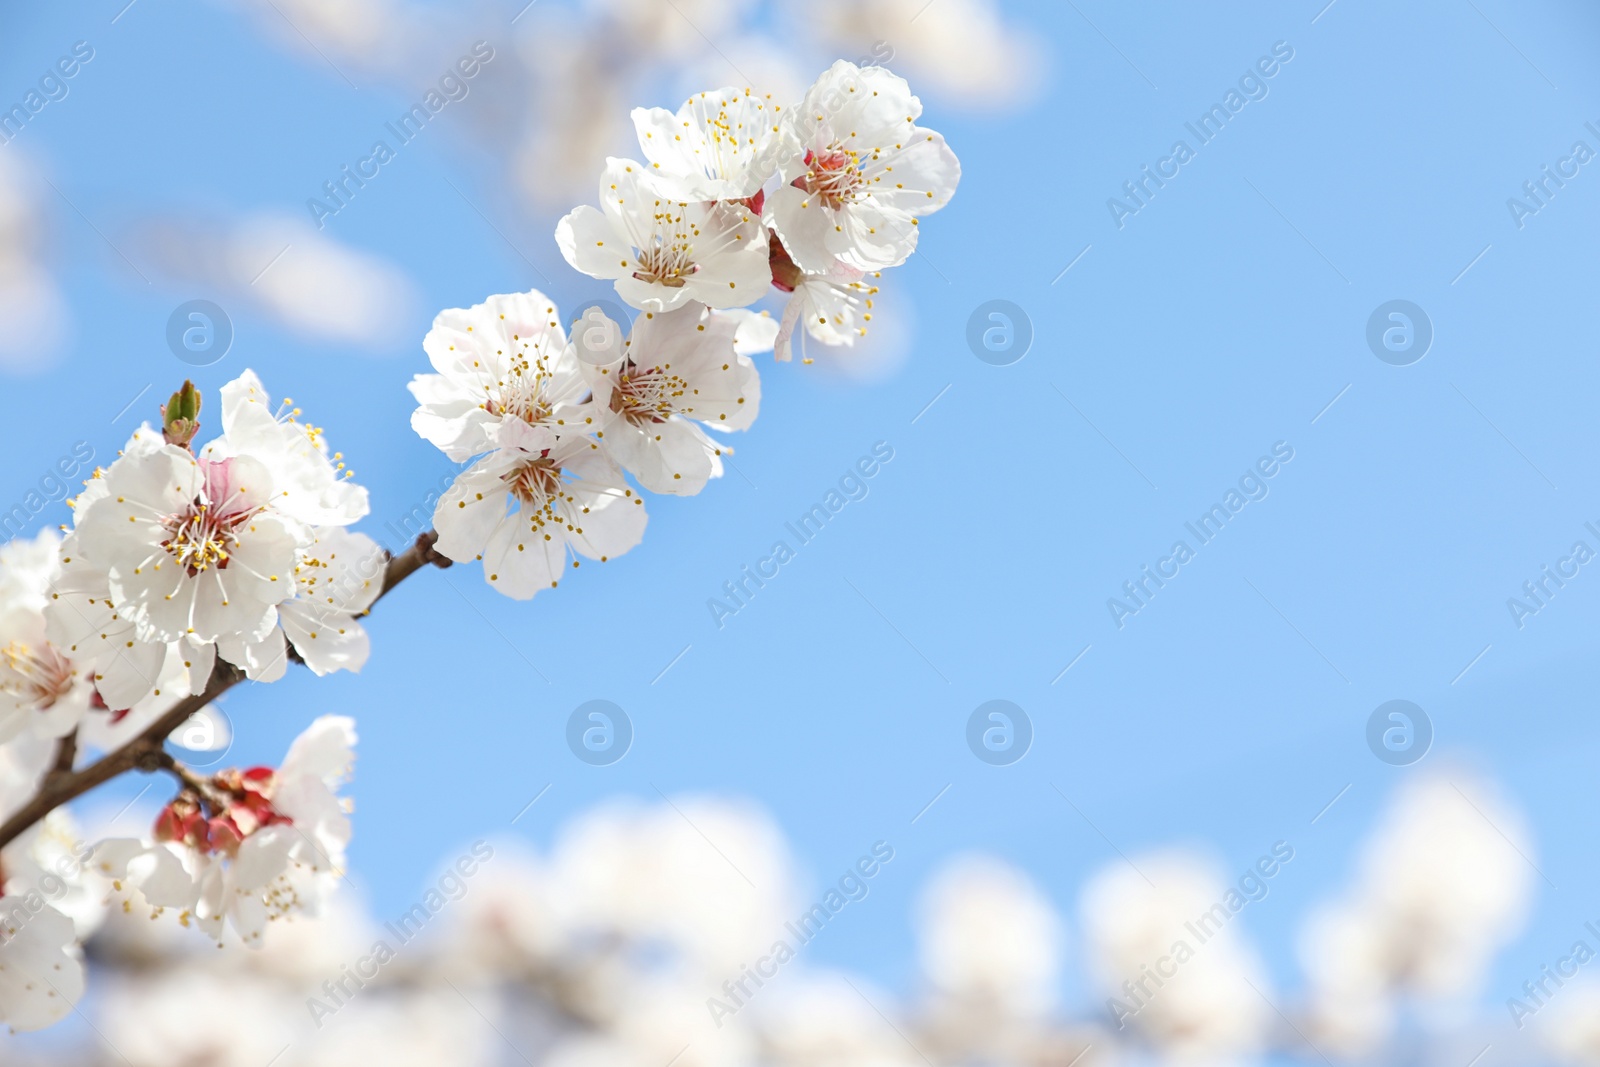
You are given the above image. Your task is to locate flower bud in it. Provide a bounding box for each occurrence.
[154,792,204,847]
[161,380,203,448]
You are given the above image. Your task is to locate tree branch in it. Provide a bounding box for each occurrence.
[0,530,450,854]
[147,749,216,800]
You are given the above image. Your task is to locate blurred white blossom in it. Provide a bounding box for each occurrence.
[1545,980,1600,1065]
[1080,850,1272,1062]
[1300,771,1535,1055]
[918,854,1062,1015]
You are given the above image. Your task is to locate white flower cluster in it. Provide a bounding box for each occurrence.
[0,370,380,1029]
[412,62,959,596]
[0,712,356,1033]
[0,60,959,1036]
[0,367,381,759]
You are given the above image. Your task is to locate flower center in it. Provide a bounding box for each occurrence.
[633,223,700,289]
[159,459,264,578]
[609,360,689,425]
[796,146,863,210]
[503,455,565,511]
[0,640,75,710]
[161,503,250,577]
[485,356,558,426]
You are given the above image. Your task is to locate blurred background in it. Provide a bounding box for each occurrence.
[4,0,1600,1063]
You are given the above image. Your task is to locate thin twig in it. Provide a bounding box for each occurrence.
[148,749,214,799]
[0,531,450,853]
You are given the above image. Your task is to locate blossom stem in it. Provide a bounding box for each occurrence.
[0,531,451,854]
[147,749,213,800]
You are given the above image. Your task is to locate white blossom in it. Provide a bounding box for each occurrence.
[432,421,646,599]
[767,61,959,273]
[769,243,880,362]
[0,893,85,1031]
[50,373,373,692]
[585,303,761,495]
[557,159,770,312]
[1080,850,1271,1061]
[409,289,592,463]
[631,87,787,202]
[1300,772,1534,1054]
[94,715,357,946]
[918,855,1062,1015]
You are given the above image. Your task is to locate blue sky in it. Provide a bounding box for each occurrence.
[5,0,1600,1055]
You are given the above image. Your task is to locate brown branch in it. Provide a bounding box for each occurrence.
[0,531,450,854]
[48,729,78,779]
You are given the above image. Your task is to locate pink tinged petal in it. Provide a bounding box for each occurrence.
[775,292,805,363]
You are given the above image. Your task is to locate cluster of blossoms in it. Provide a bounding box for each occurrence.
[94,716,356,947]
[0,369,373,1028]
[413,61,958,596]
[0,60,960,1034]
